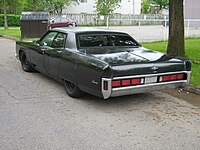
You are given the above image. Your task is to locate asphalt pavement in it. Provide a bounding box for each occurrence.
[0,37,200,150]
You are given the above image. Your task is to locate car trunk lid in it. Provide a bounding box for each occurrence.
[93,47,185,76]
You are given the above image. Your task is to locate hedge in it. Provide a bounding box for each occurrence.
[0,14,20,26]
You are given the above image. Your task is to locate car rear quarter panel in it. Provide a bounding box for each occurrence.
[60,49,110,98]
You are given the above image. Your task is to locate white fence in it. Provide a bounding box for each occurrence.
[51,13,169,26]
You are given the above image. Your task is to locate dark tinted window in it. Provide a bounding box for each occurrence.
[78,34,139,48]
[52,33,67,48]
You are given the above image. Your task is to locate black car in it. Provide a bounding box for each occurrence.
[16,27,191,99]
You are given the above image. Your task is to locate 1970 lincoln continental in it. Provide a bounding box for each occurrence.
[16,28,191,99]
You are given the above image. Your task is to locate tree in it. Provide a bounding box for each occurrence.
[167,0,185,56]
[33,0,36,11]
[6,0,26,14]
[141,0,150,14]
[154,0,168,10]
[3,0,8,29]
[95,0,120,15]
[36,0,78,14]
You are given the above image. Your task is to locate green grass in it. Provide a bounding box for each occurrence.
[0,27,39,41]
[143,39,200,86]
[0,27,21,38]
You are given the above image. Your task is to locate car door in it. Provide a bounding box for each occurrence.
[31,31,57,73]
[44,32,67,78]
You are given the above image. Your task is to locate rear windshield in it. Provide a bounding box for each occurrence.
[77,33,140,48]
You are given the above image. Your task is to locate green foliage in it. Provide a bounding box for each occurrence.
[95,0,120,15]
[153,0,169,10]
[142,0,151,14]
[37,0,77,14]
[0,14,20,26]
[6,0,27,14]
[0,0,77,15]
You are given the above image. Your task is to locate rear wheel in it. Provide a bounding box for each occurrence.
[20,52,34,72]
[63,80,83,98]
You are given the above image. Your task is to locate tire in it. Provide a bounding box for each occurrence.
[63,80,83,98]
[20,52,34,72]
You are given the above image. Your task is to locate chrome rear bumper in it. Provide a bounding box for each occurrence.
[102,71,191,99]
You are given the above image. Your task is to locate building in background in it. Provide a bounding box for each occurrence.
[184,0,200,19]
[184,0,200,27]
[63,0,141,15]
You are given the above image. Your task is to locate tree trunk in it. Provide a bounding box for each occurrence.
[13,4,17,15]
[4,0,8,29]
[33,0,36,11]
[167,0,185,57]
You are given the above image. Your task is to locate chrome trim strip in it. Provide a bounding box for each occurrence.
[112,80,188,91]
[113,71,189,80]
[110,82,185,98]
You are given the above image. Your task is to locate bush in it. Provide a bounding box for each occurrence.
[0,14,20,26]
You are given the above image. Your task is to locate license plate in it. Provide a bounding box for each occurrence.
[145,76,157,84]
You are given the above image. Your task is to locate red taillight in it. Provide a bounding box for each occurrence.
[162,75,170,81]
[103,81,108,90]
[131,79,141,85]
[122,79,131,86]
[177,74,184,80]
[112,78,143,88]
[112,80,121,87]
[161,73,185,82]
[170,75,177,81]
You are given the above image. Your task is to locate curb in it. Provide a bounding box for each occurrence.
[183,86,200,95]
[0,34,19,41]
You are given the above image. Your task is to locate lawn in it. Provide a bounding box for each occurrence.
[0,27,199,86]
[143,39,200,86]
[0,27,21,38]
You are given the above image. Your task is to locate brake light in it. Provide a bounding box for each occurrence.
[160,73,185,82]
[162,76,170,81]
[122,80,131,86]
[177,74,183,80]
[170,75,177,81]
[131,79,141,85]
[112,78,143,88]
[112,80,121,87]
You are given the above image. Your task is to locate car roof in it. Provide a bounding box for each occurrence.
[51,27,128,34]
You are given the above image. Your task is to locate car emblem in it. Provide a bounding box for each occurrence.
[151,66,158,72]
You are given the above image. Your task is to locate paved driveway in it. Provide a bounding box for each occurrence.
[0,37,200,150]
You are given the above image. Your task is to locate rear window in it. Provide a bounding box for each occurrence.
[78,33,140,48]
